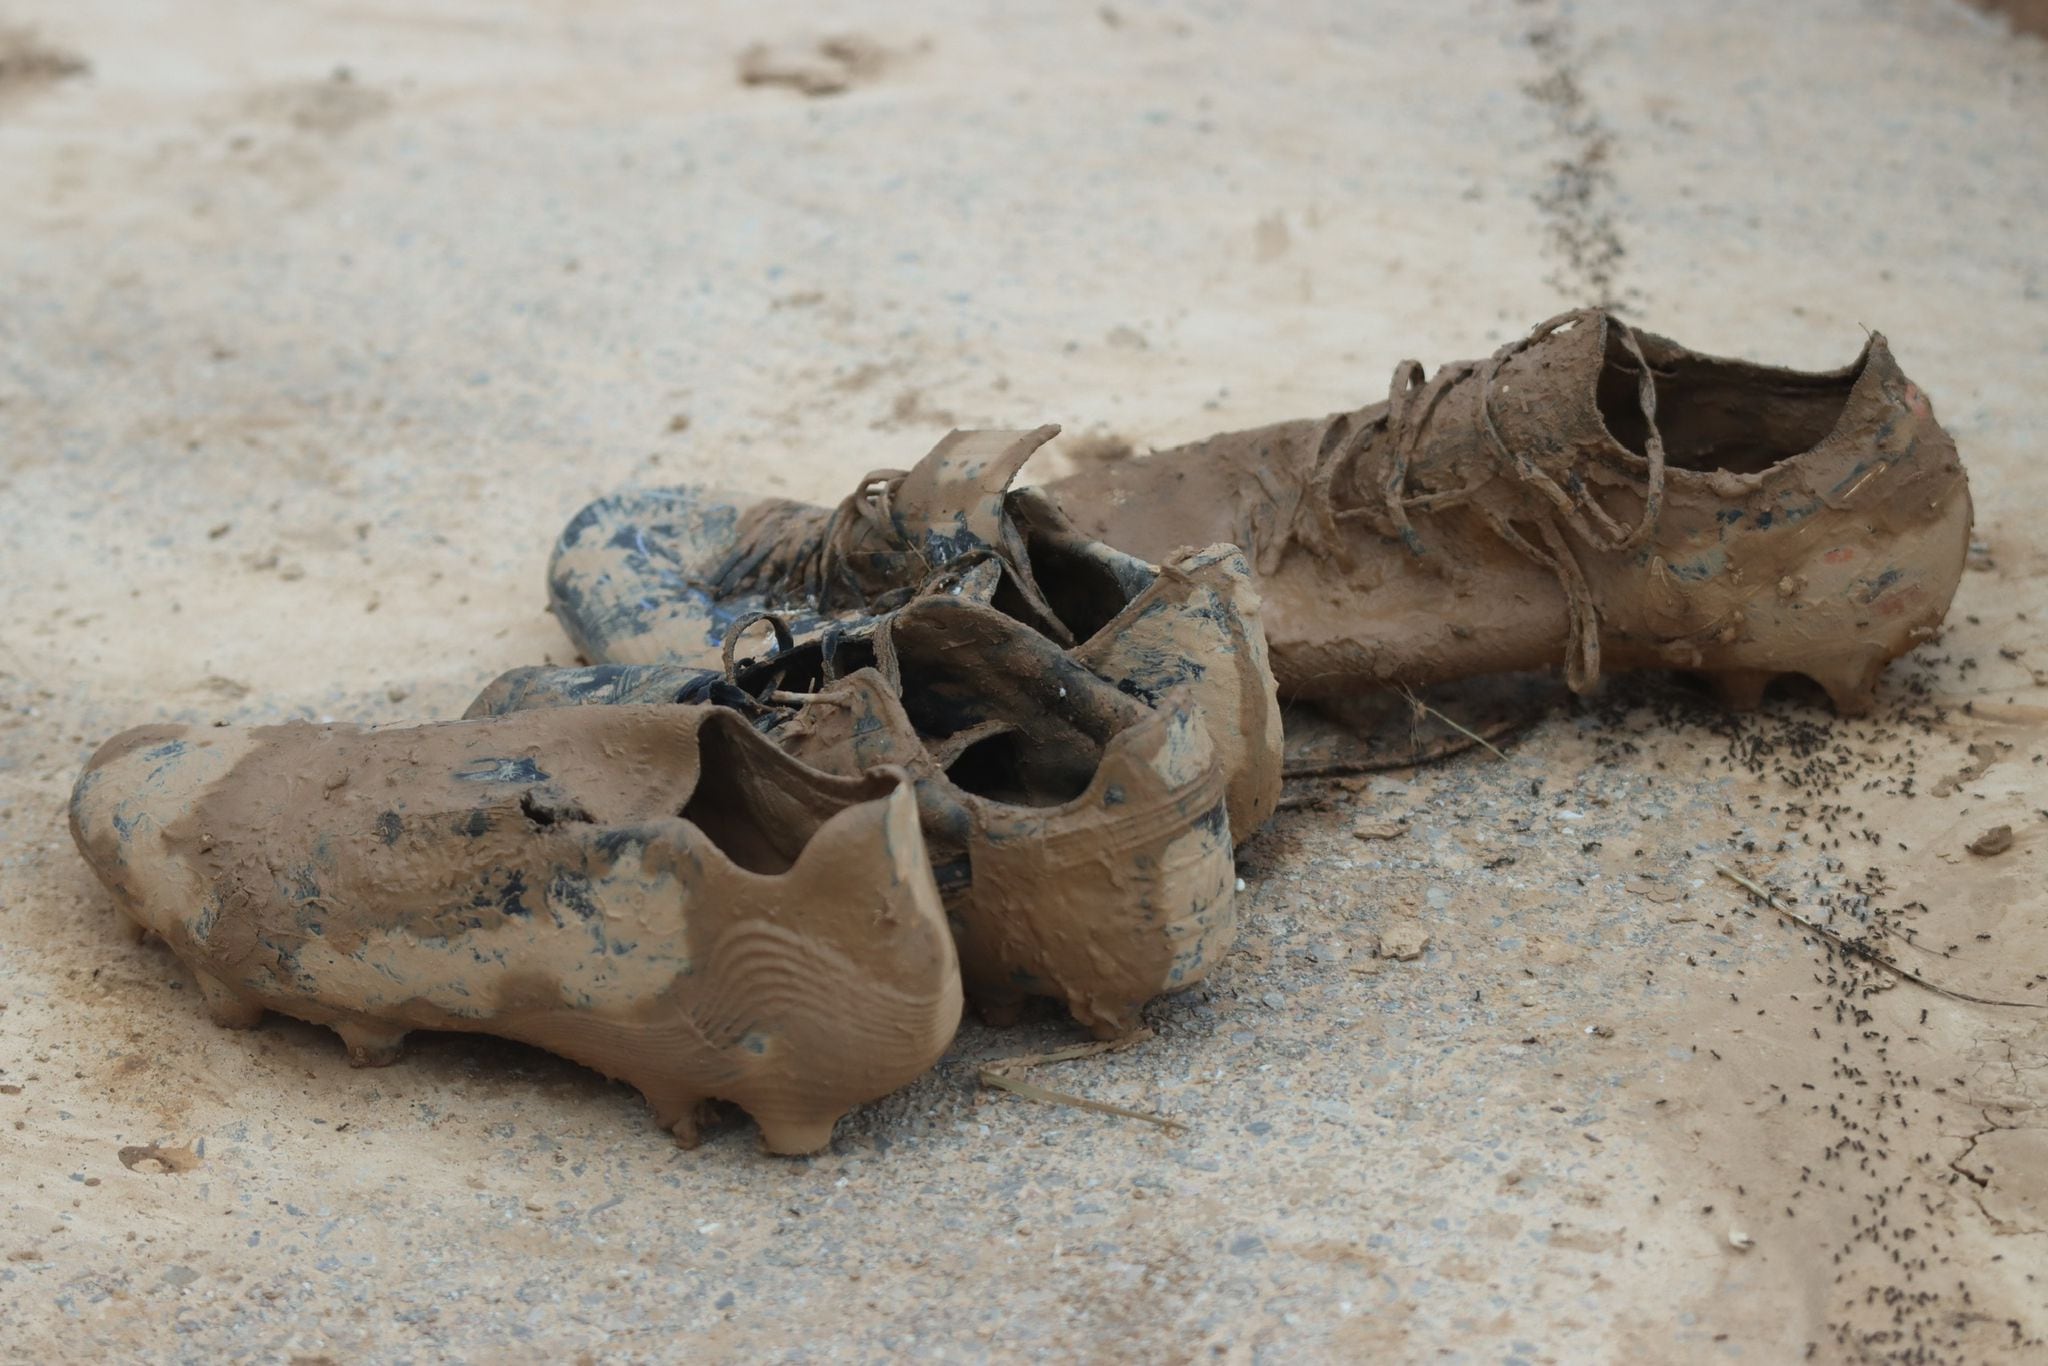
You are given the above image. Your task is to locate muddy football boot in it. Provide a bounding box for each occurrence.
[469,594,1238,1038]
[764,595,1238,1037]
[68,707,961,1155]
[548,423,1281,838]
[1049,309,1972,714]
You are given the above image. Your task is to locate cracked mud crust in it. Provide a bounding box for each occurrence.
[67,706,961,1155]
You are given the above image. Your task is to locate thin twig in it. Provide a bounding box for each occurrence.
[1396,684,1509,762]
[982,1031,1151,1074]
[975,1070,1187,1132]
[975,1028,1184,1131]
[1714,864,2043,1010]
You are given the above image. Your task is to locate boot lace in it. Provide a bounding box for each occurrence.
[1280,309,1669,690]
[705,468,929,616]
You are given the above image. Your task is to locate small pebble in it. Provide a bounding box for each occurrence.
[1967,825,2013,857]
[1378,925,1431,961]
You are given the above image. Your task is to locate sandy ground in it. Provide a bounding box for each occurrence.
[2,0,2045,1360]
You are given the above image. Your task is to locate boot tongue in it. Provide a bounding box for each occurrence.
[1482,309,1620,459]
[895,426,1058,546]
[883,425,1070,640]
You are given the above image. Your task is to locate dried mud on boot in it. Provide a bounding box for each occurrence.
[1048,309,1972,714]
[67,707,961,1155]
[547,423,1281,841]
[465,661,736,718]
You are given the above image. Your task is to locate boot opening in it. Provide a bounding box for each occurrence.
[944,726,1102,807]
[1006,489,1158,642]
[891,601,1136,807]
[729,634,865,697]
[1596,328,1860,475]
[728,599,1141,812]
[679,716,854,875]
[993,553,1131,642]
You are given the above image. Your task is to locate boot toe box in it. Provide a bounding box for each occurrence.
[70,724,247,925]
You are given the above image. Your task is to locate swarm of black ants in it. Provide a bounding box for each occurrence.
[1273,632,2042,1365]
[1580,646,2042,1365]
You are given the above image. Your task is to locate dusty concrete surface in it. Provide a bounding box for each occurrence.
[2,0,2044,1360]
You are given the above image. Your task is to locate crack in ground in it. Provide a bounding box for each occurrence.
[1945,1102,2048,1239]
[1945,1110,1996,1189]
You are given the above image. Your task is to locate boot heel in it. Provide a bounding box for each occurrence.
[1700,653,1886,714]
[1801,651,1888,716]
[1704,668,1776,711]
